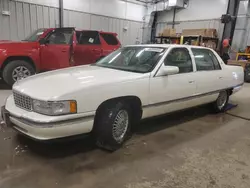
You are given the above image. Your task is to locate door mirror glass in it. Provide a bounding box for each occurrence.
[156,65,179,76]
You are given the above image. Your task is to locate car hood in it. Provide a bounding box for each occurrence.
[13,65,146,101]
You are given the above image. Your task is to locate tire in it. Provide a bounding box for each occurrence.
[93,101,131,151]
[2,60,35,86]
[213,90,229,113]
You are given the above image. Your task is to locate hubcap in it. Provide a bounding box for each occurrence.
[217,91,227,110]
[112,110,129,143]
[12,66,31,81]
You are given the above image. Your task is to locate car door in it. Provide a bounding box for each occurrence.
[147,47,197,117]
[190,48,224,106]
[40,28,75,70]
[191,48,223,93]
[74,31,102,66]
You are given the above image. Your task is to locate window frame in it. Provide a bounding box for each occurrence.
[77,31,101,45]
[44,28,74,45]
[191,48,222,72]
[163,47,194,74]
[100,33,119,45]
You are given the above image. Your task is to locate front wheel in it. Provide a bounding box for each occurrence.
[2,60,35,86]
[93,102,131,151]
[213,90,229,113]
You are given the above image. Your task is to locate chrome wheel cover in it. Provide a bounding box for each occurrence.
[12,66,31,81]
[112,110,129,143]
[217,91,227,110]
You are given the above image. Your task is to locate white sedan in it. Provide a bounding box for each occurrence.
[1,44,244,151]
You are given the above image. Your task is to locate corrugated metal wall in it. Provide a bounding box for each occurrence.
[0,0,143,45]
[0,0,60,41]
[63,9,143,45]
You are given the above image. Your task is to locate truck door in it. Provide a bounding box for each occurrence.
[74,31,102,66]
[40,28,75,71]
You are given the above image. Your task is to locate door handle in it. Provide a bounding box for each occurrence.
[219,76,223,79]
[61,49,67,52]
[188,80,195,83]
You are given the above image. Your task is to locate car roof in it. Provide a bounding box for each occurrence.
[125,44,213,50]
[43,28,117,35]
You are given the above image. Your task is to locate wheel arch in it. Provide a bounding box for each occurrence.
[94,96,143,127]
[1,56,37,73]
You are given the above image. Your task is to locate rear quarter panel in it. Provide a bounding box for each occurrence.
[222,65,244,88]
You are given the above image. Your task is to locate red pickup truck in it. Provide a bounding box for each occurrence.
[0,28,121,86]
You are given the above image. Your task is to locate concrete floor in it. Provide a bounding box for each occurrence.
[0,80,250,188]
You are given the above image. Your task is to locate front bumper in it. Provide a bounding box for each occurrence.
[2,97,95,140]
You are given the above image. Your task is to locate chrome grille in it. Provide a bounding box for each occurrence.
[13,92,32,111]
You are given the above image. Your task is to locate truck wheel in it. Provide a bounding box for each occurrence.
[213,90,229,113]
[2,60,35,86]
[94,101,131,151]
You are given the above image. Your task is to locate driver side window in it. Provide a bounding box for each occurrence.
[164,48,193,74]
[46,30,72,45]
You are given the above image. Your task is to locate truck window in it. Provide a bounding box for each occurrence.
[24,28,46,42]
[78,31,100,45]
[46,30,73,45]
[100,33,118,45]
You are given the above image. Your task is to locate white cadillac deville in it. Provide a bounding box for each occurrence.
[2,44,244,150]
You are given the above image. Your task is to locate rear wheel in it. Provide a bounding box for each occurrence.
[2,60,35,86]
[93,101,131,151]
[213,90,229,113]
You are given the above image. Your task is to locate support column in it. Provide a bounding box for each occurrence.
[222,0,241,44]
[59,0,64,28]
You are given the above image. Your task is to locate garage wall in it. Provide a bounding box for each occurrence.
[0,0,145,45]
[155,0,228,40]
[0,0,60,41]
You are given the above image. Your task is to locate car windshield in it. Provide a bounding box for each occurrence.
[23,29,46,42]
[95,47,166,73]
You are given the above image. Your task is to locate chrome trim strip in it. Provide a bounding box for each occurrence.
[9,115,95,127]
[142,83,244,108]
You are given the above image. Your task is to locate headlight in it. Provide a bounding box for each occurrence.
[33,100,77,116]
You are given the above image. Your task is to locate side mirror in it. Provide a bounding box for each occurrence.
[39,38,49,45]
[156,65,179,76]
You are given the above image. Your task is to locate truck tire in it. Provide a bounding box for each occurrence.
[93,101,131,151]
[2,60,35,86]
[213,90,229,113]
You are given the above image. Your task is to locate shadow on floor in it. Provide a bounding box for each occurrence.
[15,105,212,159]
[0,79,11,90]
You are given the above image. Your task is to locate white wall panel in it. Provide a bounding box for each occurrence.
[16,0,59,8]
[36,6,44,28]
[43,6,50,28]
[0,0,10,40]
[16,2,25,40]
[157,0,228,23]
[9,1,19,41]
[63,0,146,22]
[23,3,31,38]
[63,0,91,13]
[30,4,38,32]
[49,7,56,27]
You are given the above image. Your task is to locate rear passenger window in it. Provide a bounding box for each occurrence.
[192,48,221,71]
[100,33,118,45]
[78,31,100,45]
[164,48,193,74]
